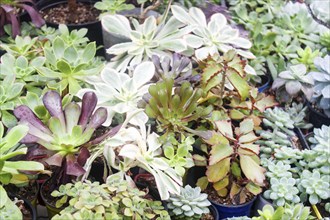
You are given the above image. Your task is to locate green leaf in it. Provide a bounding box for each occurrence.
[214,176,229,191]
[226,69,250,100]
[209,137,233,165]
[230,109,245,120]
[56,60,72,74]
[63,46,78,64]
[196,176,208,190]
[239,119,254,135]
[246,182,262,195]
[0,173,12,185]
[4,161,44,171]
[53,37,65,59]
[122,198,132,207]
[206,157,230,182]
[1,124,28,153]
[82,42,96,62]
[231,161,241,178]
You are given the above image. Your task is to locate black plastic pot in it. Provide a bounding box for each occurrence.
[294,127,310,150]
[211,196,256,220]
[251,194,273,217]
[8,193,37,220]
[40,179,62,218]
[209,203,220,220]
[37,0,104,56]
[306,101,330,128]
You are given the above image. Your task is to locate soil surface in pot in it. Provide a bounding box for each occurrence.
[41,2,99,24]
[201,212,214,220]
[205,187,254,206]
[5,181,38,202]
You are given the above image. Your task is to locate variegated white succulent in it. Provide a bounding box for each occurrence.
[76,61,155,126]
[102,14,189,71]
[171,5,256,75]
[103,123,182,200]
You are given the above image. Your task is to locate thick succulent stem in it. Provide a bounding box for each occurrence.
[219,68,227,100]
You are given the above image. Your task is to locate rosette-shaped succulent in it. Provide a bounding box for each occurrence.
[262,107,295,137]
[266,161,292,180]
[272,64,314,102]
[167,185,211,219]
[309,55,330,117]
[264,177,300,207]
[298,170,330,205]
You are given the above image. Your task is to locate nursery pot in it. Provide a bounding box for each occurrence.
[257,73,272,93]
[251,194,273,217]
[209,204,220,220]
[211,196,256,219]
[306,101,330,128]
[294,127,310,150]
[40,178,62,218]
[5,181,39,208]
[37,0,104,56]
[8,193,37,220]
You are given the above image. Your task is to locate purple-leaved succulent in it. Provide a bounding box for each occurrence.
[13,90,107,179]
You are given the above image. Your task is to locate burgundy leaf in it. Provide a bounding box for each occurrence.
[20,4,45,27]
[66,154,86,176]
[78,92,97,129]
[42,90,66,127]
[87,107,107,130]
[45,152,64,167]
[20,133,39,144]
[14,105,51,135]
[86,124,122,146]
[77,147,90,166]
[8,11,20,37]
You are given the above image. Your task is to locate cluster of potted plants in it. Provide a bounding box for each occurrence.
[0,0,329,219]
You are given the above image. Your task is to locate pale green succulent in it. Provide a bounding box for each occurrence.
[274,147,303,165]
[0,75,24,127]
[161,133,194,177]
[326,203,330,214]
[0,185,23,220]
[263,177,300,207]
[285,102,312,129]
[167,185,211,219]
[266,161,292,180]
[228,217,251,220]
[252,203,313,220]
[94,0,134,16]
[272,64,314,102]
[52,174,170,220]
[263,107,295,136]
[297,170,330,205]
[291,47,320,71]
[37,34,104,95]
[308,55,330,117]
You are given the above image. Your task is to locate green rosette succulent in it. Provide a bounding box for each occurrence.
[167,185,211,219]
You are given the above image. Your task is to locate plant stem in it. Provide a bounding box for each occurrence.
[312,204,322,220]
[305,3,330,29]
[219,68,227,100]
[139,0,162,23]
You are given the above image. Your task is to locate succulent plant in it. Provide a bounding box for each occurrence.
[13,90,107,179]
[145,78,212,134]
[320,31,330,51]
[36,34,104,95]
[197,119,265,205]
[326,202,330,214]
[171,5,256,63]
[309,125,330,153]
[265,161,292,180]
[0,185,22,220]
[263,177,300,207]
[0,36,45,60]
[0,122,44,185]
[308,55,330,117]
[284,102,312,129]
[274,147,303,165]
[52,174,170,220]
[152,53,196,84]
[262,107,296,136]
[161,133,194,177]
[77,61,155,127]
[0,53,46,92]
[102,13,188,71]
[297,170,330,205]
[291,47,321,71]
[272,64,314,102]
[227,217,251,220]
[252,203,313,220]
[104,123,182,200]
[94,0,134,16]
[167,185,211,219]
[0,75,24,127]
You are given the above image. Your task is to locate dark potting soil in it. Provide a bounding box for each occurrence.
[201,212,214,220]
[205,187,254,206]
[41,2,99,24]
[5,182,38,202]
